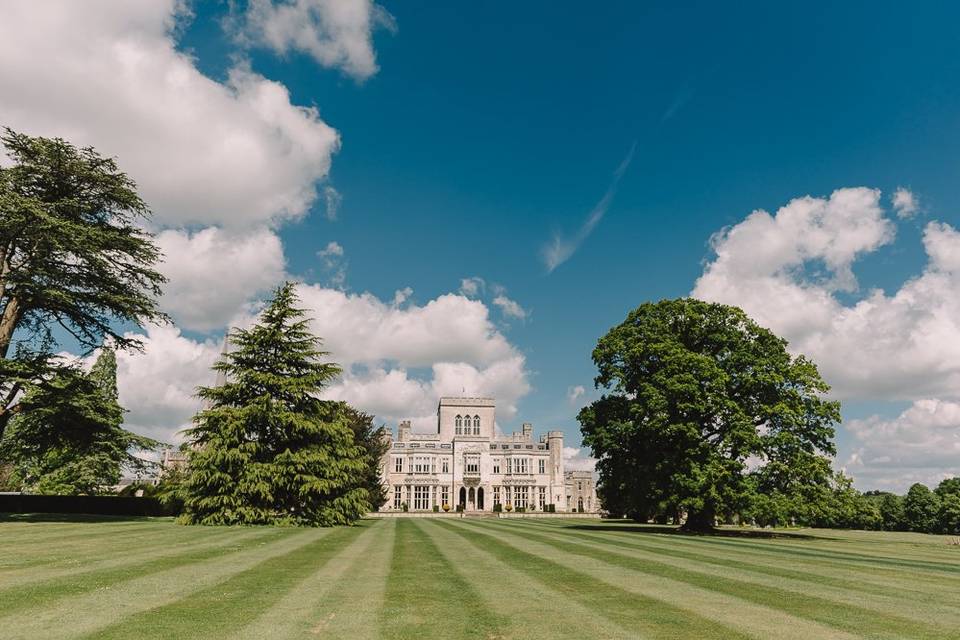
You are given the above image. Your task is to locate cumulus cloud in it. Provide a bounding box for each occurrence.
[844,399,960,490]
[238,0,395,81]
[563,446,597,473]
[0,1,340,228]
[694,188,960,401]
[693,187,960,489]
[541,142,636,273]
[111,285,532,443]
[892,187,919,219]
[296,284,530,429]
[156,227,286,331]
[115,325,224,444]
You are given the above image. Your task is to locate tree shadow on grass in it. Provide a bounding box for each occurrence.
[564,523,825,540]
[0,512,170,524]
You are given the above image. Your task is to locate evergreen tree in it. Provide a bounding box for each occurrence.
[338,404,389,509]
[0,129,166,440]
[179,283,371,526]
[0,346,158,494]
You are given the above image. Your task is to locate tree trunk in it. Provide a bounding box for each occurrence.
[681,508,717,532]
[0,295,21,360]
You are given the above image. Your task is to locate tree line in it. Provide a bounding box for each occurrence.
[0,128,385,526]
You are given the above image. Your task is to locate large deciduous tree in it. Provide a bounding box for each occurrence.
[0,128,166,438]
[578,298,840,531]
[179,283,371,526]
[0,346,158,494]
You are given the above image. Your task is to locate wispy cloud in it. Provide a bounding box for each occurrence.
[540,142,637,273]
[660,83,695,123]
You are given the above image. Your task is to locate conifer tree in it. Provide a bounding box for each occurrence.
[179,283,371,526]
[339,404,389,509]
[0,345,158,494]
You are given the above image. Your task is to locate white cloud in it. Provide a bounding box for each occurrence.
[323,185,343,220]
[115,325,223,444]
[844,399,960,491]
[892,187,919,219]
[459,277,486,298]
[296,284,530,429]
[316,241,347,288]
[694,191,960,401]
[294,285,517,368]
[492,294,528,320]
[239,0,395,81]
[0,1,340,228]
[563,446,597,473]
[567,385,586,405]
[541,142,636,273]
[156,227,286,331]
[113,284,533,444]
[693,187,960,490]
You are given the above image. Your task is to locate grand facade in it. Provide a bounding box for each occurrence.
[379,397,597,513]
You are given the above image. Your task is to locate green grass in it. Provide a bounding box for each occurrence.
[2,516,960,639]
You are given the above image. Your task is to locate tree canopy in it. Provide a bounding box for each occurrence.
[0,128,166,439]
[0,346,158,494]
[178,283,372,526]
[578,298,840,530]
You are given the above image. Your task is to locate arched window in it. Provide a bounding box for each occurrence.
[455,415,462,435]
[473,415,480,434]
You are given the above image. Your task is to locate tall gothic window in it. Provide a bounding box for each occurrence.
[473,415,480,434]
[455,415,462,435]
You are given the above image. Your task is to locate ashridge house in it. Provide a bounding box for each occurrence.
[378,397,597,513]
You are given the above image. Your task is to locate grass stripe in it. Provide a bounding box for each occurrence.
[378,519,505,640]
[86,525,368,639]
[478,519,955,639]
[447,519,860,640]
[437,519,767,640]
[419,519,648,639]
[0,526,273,588]
[515,521,960,592]
[0,527,324,640]
[302,518,396,639]
[233,520,388,640]
[508,520,960,626]
[509,520,960,602]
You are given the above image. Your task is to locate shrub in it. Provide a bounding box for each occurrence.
[548,504,556,513]
[456,504,463,512]
[432,505,439,512]
[493,503,502,512]
[401,502,408,512]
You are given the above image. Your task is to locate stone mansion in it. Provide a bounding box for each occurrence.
[378,397,598,513]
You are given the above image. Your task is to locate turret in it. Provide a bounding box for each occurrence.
[398,420,411,442]
[522,422,533,440]
[548,431,565,510]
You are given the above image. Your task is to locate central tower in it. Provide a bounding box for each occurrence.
[437,397,495,440]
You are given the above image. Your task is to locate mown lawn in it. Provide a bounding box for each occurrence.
[2,515,960,639]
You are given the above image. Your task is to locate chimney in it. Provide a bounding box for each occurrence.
[522,422,533,439]
[398,420,412,442]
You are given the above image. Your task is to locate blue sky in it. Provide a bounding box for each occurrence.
[3,1,959,490]
[181,2,960,484]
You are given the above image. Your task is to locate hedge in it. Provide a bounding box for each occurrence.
[0,493,174,517]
